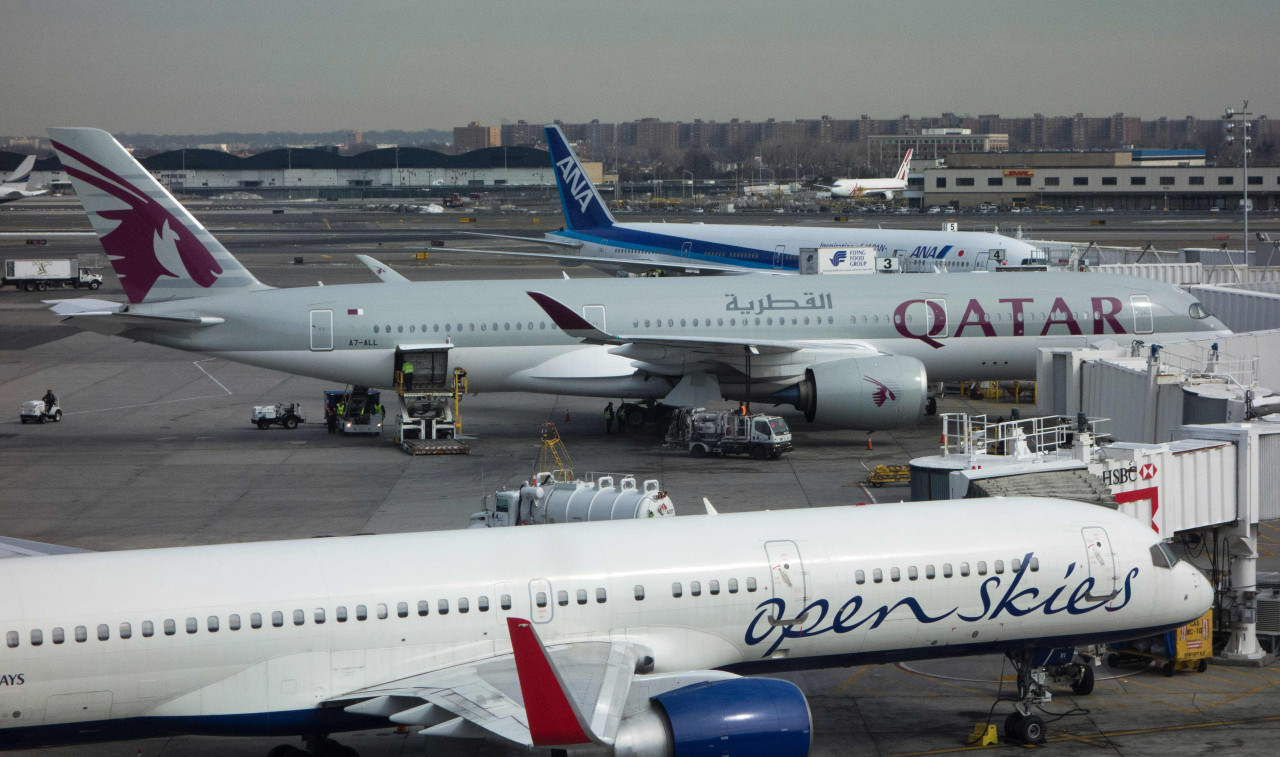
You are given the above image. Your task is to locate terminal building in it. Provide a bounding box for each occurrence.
[918,150,1279,211]
[10,145,603,199]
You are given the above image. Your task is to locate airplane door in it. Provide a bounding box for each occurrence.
[1081,526,1119,600]
[764,540,808,623]
[975,251,989,270]
[681,241,693,258]
[581,305,606,332]
[528,578,553,624]
[1130,295,1154,334]
[774,245,786,269]
[310,309,333,351]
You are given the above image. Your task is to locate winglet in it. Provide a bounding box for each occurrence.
[355,254,410,283]
[505,617,599,748]
[526,292,613,342]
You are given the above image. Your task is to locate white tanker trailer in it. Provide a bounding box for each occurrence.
[469,473,675,528]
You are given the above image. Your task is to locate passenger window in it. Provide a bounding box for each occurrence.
[977,561,988,576]
[890,567,901,582]
[119,623,131,640]
[356,605,367,621]
[634,585,645,601]
[206,616,218,632]
[163,620,176,636]
[535,592,547,609]
[925,565,935,579]
[1011,558,1021,573]
[5,631,16,648]
[908,566,919,580]
[272,611,284,628]
[29,630,41,646]
[960,563,970,577]
[873,569,884,583]
[709,580,720,595]
[577,589,588,605]
[438,599,450,615]
[1030,558,1040,572]
[75,626,88,643]
[96,624,109,641]
[458,598,469,614]
[728,578,739,593]
[336,607,348,622]
[418,600,430,617]
[396,602,408,618]
[315,609,326,624]
[142,621,154,638]
[855,569,865,585]
[185,618,197,634]
[52,627,65,644]
[691,581,702,596]
[293,610,305,626]
[478,596,490,612]
[376,603,388,620]
[672,582,683,598]
[251,613,263,629]
[557,590,569,607]
[229,614,241,631]
[746,577,757,592]
[994,560,1005,575]
[596,588,607,604]
[501,594,512,610]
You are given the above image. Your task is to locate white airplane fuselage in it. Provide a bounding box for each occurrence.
[829,177,908,199]
[102,272,1227,395]
[0,499,1211,748]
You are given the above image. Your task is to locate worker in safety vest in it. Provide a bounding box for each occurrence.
[401,360,415,392]
[604,402,615,434]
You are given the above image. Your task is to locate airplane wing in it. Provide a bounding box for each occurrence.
[456,230,585,249]
[0,536,91,559]
[333,617,736,750]
[355,254,410,283]
[430,246,785,277]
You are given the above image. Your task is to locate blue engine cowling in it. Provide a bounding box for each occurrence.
[650,677,811,757]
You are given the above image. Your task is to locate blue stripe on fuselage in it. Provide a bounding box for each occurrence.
[552,226,798,271]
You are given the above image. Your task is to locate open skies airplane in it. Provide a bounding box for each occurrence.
[44,127,1228,432]
[444,128,1048,275]
[0,498,1211,753]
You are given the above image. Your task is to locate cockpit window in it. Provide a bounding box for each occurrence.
[1189,302,1212,320]
[1150,542,1179,569]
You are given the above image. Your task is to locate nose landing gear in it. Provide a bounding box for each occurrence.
[1001,648,1096,745]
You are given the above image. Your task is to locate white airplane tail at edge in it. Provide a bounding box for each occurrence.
[1,155,36,187]
[894,148,913,182]
[46,127,270,305]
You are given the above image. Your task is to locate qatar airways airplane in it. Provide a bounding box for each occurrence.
[445,128,1039,276]
[819,148,914,200]
[45,127,1228,432]
[0,498,1210,754]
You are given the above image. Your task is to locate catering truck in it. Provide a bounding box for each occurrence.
[3,258,103,291]
[665,407,793,459]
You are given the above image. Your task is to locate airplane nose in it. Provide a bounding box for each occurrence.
[1187,565,1213,611]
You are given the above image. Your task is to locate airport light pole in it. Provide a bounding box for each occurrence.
[1223,102,1252,258]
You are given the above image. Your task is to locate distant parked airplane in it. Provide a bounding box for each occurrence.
[819,148,913,200]
[0,155,49,204]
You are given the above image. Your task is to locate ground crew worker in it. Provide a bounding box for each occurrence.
[604,402,615,434]
[336,400,345,418]
[401,359,415,392]
[325,405,337,434]
[42,389,57,413]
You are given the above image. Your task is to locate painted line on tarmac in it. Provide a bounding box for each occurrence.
[1,394,228,424]
[194,358,233,395]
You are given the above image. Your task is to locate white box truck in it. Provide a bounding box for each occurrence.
[4,259,103,291]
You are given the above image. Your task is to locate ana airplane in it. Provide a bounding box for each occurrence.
[447,129,1038,276]
[0,498,1211,754]
[0,155,49,204]
[821,148,913,200]
[46,127,1229,431]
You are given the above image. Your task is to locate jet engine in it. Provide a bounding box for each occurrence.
[773,355,927,429]
[613,677,811,757]
[881,190,895,200]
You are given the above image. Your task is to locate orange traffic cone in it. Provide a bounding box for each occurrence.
[564,409,571,422]
[866,434,874,451]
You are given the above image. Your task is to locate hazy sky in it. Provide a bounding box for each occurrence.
[2,0,1275,135]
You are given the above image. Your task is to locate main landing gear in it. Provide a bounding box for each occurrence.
[266,735,358,757]
[1001,649,1096,745]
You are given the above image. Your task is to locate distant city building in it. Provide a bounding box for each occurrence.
[453,122,500,153]
[869,130,1009,162]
